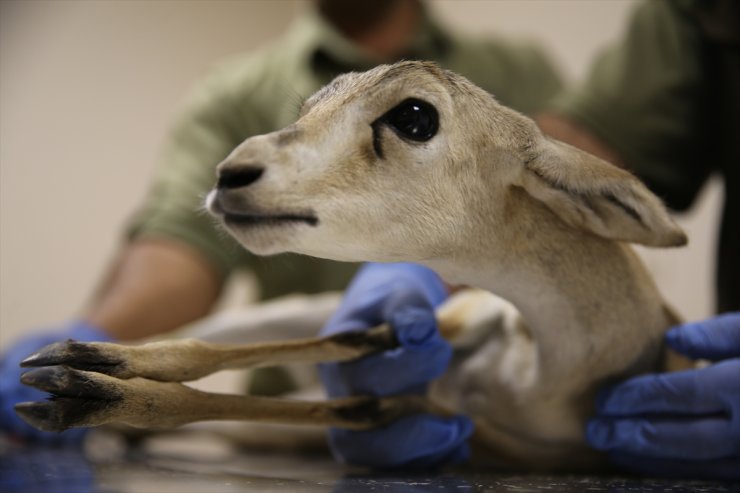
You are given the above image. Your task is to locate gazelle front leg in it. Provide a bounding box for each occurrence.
[19,289,485,382]
[15,290,489,433]
[15,366,441,432]
[19,325,397,382]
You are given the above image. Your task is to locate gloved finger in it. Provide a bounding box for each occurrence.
[320,305,451,396]
[322,263,447,337]
[608,452,740,481]
[587,416,735,461]
[666,312,740,360]
[596,360,740,416]
[345,263,448,310]
[323,286,437,337]
[327,414,473,469]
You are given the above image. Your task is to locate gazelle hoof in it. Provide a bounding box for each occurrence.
[20,340,127,377]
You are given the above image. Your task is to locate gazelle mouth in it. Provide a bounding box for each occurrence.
[222,212,318,228]
[207,191,318,228]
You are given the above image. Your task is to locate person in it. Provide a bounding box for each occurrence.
[534,0,740,478]
[0,0,562,442]
[317,0,740,480]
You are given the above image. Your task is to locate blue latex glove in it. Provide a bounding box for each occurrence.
[587,312,740,480]
[0,321,112,445]
[0,445,95,493]
[319,262,474,469]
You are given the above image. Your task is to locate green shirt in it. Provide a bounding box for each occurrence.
[127,7,563,300]
[550,0,739,312]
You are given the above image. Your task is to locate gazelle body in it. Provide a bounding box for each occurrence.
[206,61,686,469]
[18,61,687,471]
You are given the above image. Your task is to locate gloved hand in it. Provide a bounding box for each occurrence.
[319,262,474,469]
[0,321,112,444]
[587,312,740,480]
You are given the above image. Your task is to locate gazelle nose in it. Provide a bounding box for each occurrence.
[217,166,264,189]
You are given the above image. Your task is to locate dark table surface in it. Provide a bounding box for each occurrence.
[1,430,737,493]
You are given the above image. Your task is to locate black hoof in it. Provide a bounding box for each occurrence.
[16,366,124,432]
[15,401,67,432]
[20,366,114,399]
[20,339,125,375]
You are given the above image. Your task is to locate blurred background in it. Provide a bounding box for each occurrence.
[0,0,721,347]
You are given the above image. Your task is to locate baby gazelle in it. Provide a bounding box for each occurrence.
[19,61,687,471]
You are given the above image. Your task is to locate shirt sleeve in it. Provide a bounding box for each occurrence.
[549,0,710,211]
[126,67,257,280]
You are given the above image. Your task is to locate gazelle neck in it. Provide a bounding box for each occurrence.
[425,206,667,390]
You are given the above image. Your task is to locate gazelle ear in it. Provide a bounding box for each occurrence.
[518,138,687,247]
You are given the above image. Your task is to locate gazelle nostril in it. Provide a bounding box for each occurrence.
[217,166,264,189]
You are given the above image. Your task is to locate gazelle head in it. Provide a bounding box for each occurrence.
[207,61,685,263]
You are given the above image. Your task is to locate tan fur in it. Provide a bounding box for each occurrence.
[206,61,687,469]
[18,61,688,471]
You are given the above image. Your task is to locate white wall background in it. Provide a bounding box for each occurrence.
[0,0,720,348]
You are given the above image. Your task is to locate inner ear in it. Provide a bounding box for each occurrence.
[526,164,645,227]
[519,139,687,247]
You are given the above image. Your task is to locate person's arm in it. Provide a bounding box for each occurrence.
[85,238,221,341]
[536,114,625,169]
[94,59,267,341]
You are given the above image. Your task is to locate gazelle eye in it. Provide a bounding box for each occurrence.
[382,98,439,142]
